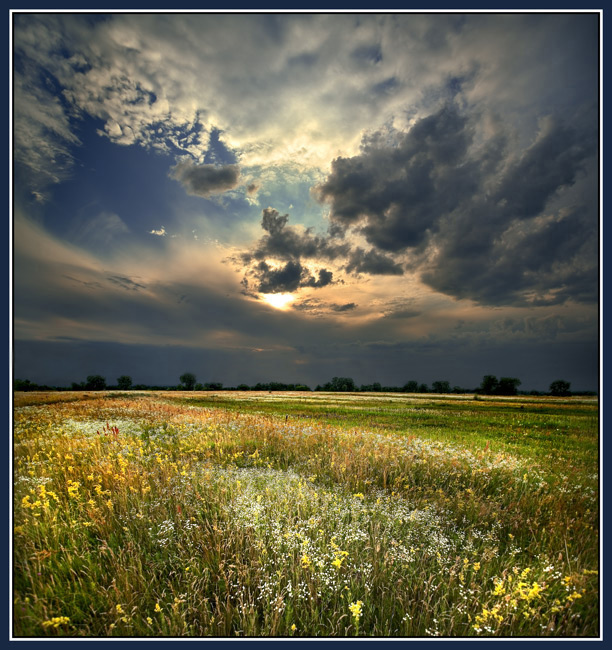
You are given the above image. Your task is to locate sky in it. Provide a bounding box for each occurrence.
[12,11,601,391]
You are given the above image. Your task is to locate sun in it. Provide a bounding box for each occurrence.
[262,293,295,310]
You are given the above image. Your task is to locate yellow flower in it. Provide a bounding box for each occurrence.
[300,554,312,569]
[116,604,124,614]
[291,624,297,631]
[492,580,505,596]
[147,617,153,625]
[42,616,70,628]
[155,603,162,612]
[349,600,363,622]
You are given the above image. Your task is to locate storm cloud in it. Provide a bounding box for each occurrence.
[245,207,351,263]
[315,103,598,306]
[250,260,334,294]
[345,247,404,276]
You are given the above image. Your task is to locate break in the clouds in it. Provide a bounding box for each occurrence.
[12,12,600,391]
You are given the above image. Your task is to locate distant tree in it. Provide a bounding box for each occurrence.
[418,383,429,393]
[324,377,356,392]
[85,375,106,390]
[479,375,499,395]
[237,384,250,391]
[14,378,33,391]
[496,377,521,396]
[402,381,419,393]
[117,375,132,390]
[204,382,223,390]
[550,379,571,396]
[432,380,451,394]
[295,384,311,391]
[180,373,197,390]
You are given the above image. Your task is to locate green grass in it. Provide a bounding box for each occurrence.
[168,391,598,468]
[13,391,599,638]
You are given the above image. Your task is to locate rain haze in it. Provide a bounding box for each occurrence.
[12,11,600,392]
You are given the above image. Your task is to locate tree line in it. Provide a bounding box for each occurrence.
[13,374,591,397]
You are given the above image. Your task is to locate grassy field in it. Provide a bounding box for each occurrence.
[12,390,599,638]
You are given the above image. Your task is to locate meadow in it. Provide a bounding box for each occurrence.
[12,390,599,638]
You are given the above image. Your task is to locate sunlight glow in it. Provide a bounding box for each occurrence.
[262,293,295,310]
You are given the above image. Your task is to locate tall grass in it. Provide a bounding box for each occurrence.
[12,392,599,637]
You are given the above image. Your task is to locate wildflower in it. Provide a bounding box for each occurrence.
[155,603,162,613]
[116,604,124,614]
[291,624,297,631]
[147,617,153,625]
[349,600,363,621]
[301,554,312,569]
[492,579,505,596]
[42,616,70,628]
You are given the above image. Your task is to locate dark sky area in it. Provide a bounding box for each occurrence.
[12,11,600,391]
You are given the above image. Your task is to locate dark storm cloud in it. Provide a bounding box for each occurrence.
[170,160,240,197]
[492,119,595,220]
[345,247,404,276]
[238,207,351,295]
[244,207,351,263]
[315,104,476,251]
[421,198,598,306]
[253,260,334,294]
[239,207,406,297]
[303,268,334,288]
[315,103,598,306]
